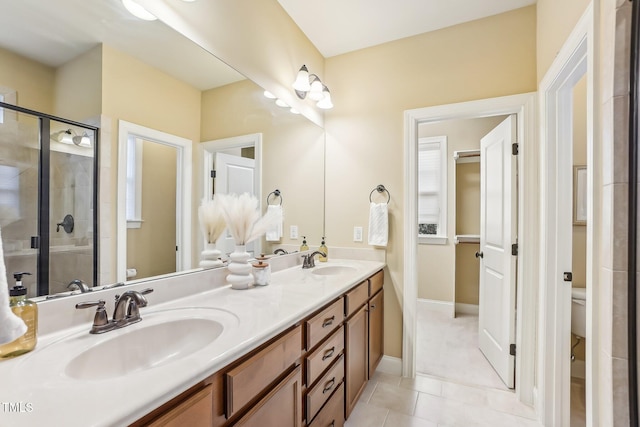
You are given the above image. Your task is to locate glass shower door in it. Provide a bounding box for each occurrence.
[0,106,40,297]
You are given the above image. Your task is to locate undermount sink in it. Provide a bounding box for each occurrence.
[312,265,357,276]
[65,317,224,380]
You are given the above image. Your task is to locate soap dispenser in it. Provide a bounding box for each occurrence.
[300,236,309,252]
[0,272,38,359]
[319,237,328,262]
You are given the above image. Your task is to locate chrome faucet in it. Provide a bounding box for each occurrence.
[301,251,326,269]
[76,288,153,334]
[67,279,90,293]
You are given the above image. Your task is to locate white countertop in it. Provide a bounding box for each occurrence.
[0,257,384,427]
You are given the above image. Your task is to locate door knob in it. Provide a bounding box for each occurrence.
[475,251,484,259]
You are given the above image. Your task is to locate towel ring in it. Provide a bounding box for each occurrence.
[369,184,390,204]
[267,189,283,206]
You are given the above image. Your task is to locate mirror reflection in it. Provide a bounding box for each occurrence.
[0,0,325,296]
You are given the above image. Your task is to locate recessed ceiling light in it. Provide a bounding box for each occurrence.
[122,0,157,21]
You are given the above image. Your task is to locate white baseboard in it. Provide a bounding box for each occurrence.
[571,359,585,379]
[417,298,453,314]
[376,356,402,376]
[455,303,479,315]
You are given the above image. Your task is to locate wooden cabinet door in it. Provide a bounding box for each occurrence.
[147,385,213,427]
[235,365,302,427]
[345,305,368,418]
[368,290,384,378]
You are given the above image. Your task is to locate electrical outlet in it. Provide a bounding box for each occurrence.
[290,225,299,239]
[353,226,363,242]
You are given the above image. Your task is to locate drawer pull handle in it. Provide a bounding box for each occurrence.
[323,377,336,394]
[322,316,335,328]
[322,347,336,361]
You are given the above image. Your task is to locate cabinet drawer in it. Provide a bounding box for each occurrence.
[306,298,344,351]
[225,325,302,418]
[345,281,368,318]
[369,270,384,296]
[306,355,344,423]
[308,380,344,427]
[306,326,344,387]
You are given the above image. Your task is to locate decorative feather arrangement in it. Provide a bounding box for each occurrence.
[217,193,280,245]
[198,197,227,244]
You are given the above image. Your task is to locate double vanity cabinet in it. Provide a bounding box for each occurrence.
[131,269,384,427]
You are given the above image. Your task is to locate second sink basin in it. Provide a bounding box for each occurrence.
[312,265,357,276]
[58,307,238,381]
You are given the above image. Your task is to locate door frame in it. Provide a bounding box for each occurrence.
[116,120,192,283]
[403,92,537,405]
[538,3,596,425]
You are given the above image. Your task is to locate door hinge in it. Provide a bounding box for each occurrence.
[564,272,573,282]
[30,236,39,249]
[510,344,516,356]
[210,170,216,178]
[512,143,519,156]
[511,243,518,256]
[176,246,179,252]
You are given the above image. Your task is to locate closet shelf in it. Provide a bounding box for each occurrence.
[454,234,480,244]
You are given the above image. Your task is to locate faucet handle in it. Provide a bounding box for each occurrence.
[76,300,115,334]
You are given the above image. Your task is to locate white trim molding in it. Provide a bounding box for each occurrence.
[403,92,537,409]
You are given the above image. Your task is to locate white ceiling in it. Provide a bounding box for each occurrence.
[277,0,536,58]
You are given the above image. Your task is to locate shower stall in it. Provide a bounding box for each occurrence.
[0,102,98,297]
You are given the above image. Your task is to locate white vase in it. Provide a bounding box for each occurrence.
[227,245,253,290]
[200,242,223,268]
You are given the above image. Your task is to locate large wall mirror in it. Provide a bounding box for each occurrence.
[0,0,325,296]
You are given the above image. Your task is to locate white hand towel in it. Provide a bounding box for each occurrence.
[368,202,388,247]
[265,205,283,242]
[0,226,27,345]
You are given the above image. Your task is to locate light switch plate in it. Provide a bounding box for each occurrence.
[353,226,363,242]
[290,225,299,239]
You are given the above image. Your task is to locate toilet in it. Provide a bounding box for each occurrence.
[571,286,587,338]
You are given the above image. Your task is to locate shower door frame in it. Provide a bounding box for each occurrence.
[0,101,99,296]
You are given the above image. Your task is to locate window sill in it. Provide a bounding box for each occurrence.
[127,219,143,229]
[418,235,448,245]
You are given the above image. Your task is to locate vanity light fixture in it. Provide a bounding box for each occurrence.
[292,65,333,109]
[122,0,157,21]
[263,91,277,99]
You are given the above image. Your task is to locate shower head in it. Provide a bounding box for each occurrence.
[52,129,91,147]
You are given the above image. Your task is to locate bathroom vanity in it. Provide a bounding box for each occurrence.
[0,255,385,427]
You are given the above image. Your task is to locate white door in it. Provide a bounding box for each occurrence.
[213,152,258,256]
[478,115,518,389]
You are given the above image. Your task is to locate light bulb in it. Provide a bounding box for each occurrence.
[317,88,333,110]
[308,77,324,101]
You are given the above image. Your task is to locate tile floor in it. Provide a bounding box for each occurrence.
[344,371,541,427]
[344,303,585,426]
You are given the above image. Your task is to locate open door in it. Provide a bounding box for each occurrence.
[214,152,257,256]
[478,115,518,389]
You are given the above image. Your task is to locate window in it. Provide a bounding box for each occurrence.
[125,136,143,228]
[418,136,447,244]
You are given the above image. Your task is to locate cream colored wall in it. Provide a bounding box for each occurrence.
[127,140,177,279]
[0,46,55,114]
[54,45,102,122]
[455,162,481,305]
[101,44,201,279]
[536,0,591,82]
[200,79,326,248]
[416,116,506,302]
[325,7,537,357]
